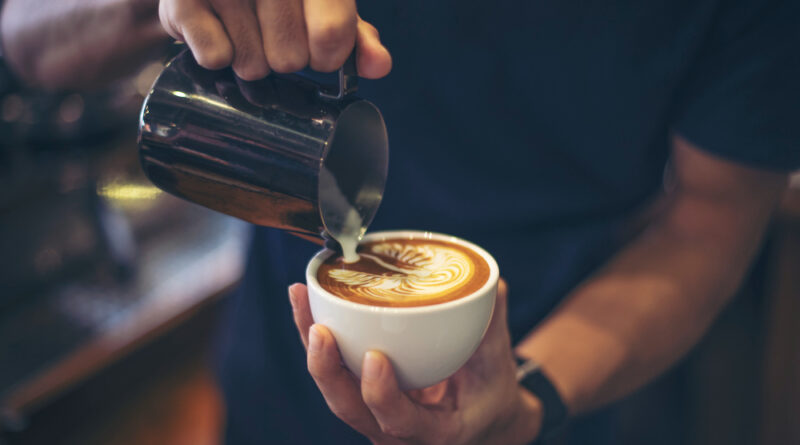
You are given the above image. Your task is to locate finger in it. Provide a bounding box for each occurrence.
[487,278,509,338]
[256,0,309,72]
[303,0,357,72]
[407,379,448,406]
[209,0,270,80]
[464,278,511,371]
[361,351,435,440]
[158,0,183,41]
[288,283,313,349]
[234,76,270,107]
[307,325,383,437]
[160,0,233,69]
[355,17,392,79]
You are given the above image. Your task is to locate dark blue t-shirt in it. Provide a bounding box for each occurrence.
[217,1,800,444]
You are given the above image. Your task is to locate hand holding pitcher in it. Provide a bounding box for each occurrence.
[158,0,392,80]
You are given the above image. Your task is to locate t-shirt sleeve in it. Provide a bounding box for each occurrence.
[671,0,800,171]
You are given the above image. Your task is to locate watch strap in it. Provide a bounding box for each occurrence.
[516,357,568,442]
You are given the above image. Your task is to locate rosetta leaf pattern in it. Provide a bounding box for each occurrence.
[327,242,472,302]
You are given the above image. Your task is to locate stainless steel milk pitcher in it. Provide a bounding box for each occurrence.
[138,49,388,244]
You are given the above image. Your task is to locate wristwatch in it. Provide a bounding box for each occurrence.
[516,357,569,443]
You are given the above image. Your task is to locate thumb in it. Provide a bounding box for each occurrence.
[355,17,392,79]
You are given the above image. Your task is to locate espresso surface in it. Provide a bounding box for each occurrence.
[317,238,491,307]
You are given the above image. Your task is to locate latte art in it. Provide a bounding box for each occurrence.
[330,242,473,300]
[317,238,490,307]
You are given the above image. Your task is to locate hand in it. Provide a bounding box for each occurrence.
[159,0,392,80]
[288,280,543,445]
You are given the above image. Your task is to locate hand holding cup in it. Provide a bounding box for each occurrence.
[289,231,543,444]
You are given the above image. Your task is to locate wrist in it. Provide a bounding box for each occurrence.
[496,387,542,445]
[515,356,570,442]
[515,386,544,444]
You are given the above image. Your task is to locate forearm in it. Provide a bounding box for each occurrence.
[516,141,788,415]
[1,0,169,89]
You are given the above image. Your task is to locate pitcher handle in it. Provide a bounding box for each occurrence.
[318,52,358,100]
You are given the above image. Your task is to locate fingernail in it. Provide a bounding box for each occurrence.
[288,286,297,308]
[362,351,382,381]
[308,325,322,353]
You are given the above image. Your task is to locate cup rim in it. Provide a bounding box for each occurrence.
[306,230,500,314]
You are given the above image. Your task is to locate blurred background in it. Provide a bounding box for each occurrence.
[0,57,246,445]
[0,57,798,445]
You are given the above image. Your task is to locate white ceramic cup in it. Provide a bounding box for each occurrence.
[305,230,499,390]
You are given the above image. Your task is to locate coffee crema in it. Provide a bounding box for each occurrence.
[317,238,490,307]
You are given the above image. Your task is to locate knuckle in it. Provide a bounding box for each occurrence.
[362,388,389,410]
[330,405,359,426]
[167,0,204,27]
[327,402,346,418]
[264,19,309,73]
[310,19,354,47]
[267,3,303,41]
[363,383,399,410]
[232,49,269,80]
[267,50,308,73]
[307,355,338,385]
[311,57,344,73]
[379,422,415,439]
[232,49,253,68]
[306,358,325,381]
[196,46,232,70]
[308,18,356,69]
[362,20,379,37]
[158,4,174,31]
[428,430,452,445]
[180,24,232,69]
[225,23,246,46]
[234,62,269,81]
[160,5,189,40]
